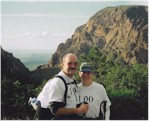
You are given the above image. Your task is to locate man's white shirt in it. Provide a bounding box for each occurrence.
[78,82,111,119]
[37,71,80,109]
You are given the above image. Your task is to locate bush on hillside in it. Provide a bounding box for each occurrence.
[77,47,148,120]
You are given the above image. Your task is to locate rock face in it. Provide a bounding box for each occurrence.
[50,5,148,66]
[1,47,30,81]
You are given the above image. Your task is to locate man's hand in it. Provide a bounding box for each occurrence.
[76,103,89,114]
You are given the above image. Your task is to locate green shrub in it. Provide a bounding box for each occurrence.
[78,47,148,120]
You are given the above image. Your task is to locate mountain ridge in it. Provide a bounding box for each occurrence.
[46,5,148,67]
[1,47,31,82]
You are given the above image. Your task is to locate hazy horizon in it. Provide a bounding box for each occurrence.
[1,0,148,50]
[4,48,55,71]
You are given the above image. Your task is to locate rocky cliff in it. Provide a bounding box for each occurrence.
[49,5,148,66]
[1,47,31,81]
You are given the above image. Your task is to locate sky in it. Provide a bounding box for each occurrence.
[1,0,148,51]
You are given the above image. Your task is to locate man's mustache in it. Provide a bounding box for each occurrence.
[69,68,76,70]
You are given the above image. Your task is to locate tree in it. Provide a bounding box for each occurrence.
[1,76,36,119]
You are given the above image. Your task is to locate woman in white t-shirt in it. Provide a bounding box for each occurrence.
[78,62,111,120]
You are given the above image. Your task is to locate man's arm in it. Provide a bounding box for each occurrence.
[55,104,89,116]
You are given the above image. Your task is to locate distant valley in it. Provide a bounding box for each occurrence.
[6,49,55,71]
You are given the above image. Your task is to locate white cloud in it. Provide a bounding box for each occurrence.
[18,32,31,37]
[2,13,87,19]
[17,32,36,38]
[2,13,58,17]
[2,9,89,21]
[17,31,49,38]
[42,31,50,37]
[53,33,69,37]
[17,31,71,39]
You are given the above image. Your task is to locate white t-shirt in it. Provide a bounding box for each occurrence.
[37,71,80,109]
[78,82,111,118]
